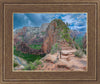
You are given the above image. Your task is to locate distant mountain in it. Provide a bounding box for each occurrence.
[14,25,47,46]
[70,30,81,38]
[40,23,49,32]
[14,27,41,35]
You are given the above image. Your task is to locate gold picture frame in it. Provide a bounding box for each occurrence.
[0,0,99,84]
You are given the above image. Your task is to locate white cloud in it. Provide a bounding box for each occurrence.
[14,13,87,33]
[77,14,87,19]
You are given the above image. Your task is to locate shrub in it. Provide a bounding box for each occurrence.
[35,60,42,66]
[29,44,42,50]
[14,62,18,67]
[75,37,83,49]
[50,43,58,54]
[24,62,36,70]
[83,49,86,54]
[30,65,36,70]
[41,65,44,67]
[74,43,79,49]
[24,66,31,70]
[74,50,84,58]
[24,60,42,70]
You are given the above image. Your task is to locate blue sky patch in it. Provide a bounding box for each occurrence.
[13,13,87,33]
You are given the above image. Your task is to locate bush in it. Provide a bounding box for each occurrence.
[24,66,31,70]
[50,43,58,54]
[14,62,18,67]
[74,43,79,49]
[29,44,42,50]
[83,49,86,54]
[74,50,84,58]
[24,62,36,70]
[35,60,42,66]
[75,37,83,49]
[30,65,36,70]
[24,60,42,70]
[41,65,44,67]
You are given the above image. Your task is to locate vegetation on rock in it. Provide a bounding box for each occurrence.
[23,60,42,70]
[50,43,58,54]
[53,19,71,43]
[35,60,42,66]
[14,46,45,63]
[14,62,19,67]
[74,49,84,58]
[24,62,36,70]
[29,44,42,50]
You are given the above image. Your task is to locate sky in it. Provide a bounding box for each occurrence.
[13,13,87,33]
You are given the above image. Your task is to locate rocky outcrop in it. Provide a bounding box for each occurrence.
[14,37,22,46]
[28,36,43,45]
[16,42,44,55]
[42,19,73,54]
[42,21,58,53]
[83,33,86,49]
[70,30,81,39]
[14,27,42,45]
[40,23,49,32]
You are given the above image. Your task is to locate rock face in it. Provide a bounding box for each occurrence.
[40,23,49,32]
[14,26,44,45]
[70,30,81,39]
[42,21,58,53]
[14,27,41,35]
[16,42,44,55]
[28,37,43,45]
[83,33,86,49]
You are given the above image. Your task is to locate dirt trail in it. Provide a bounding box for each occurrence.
[35,42,87,71]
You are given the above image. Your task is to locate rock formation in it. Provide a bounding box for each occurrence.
[40,23,49,32]
[14,19,72,55]
[14,25,48,46]
[16,42,44,55]
[42,21,58,53]
[42,19,72,54]
[83,33,86,49]
[70,30,81,39]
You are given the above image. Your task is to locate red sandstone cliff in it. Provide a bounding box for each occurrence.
[83,33,86,49]
[42,21,59,53]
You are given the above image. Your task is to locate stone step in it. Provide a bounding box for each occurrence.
[61,52,73,56]
[61,49,76,55]
[56,59,72,69]
[61,48,73,50]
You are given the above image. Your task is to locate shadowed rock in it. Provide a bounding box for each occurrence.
[16,42,44,55]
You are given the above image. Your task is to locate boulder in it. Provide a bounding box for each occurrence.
[43,54,57,63]
[56,59,72,69]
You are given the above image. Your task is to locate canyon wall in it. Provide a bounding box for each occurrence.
[42,21,58,53]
